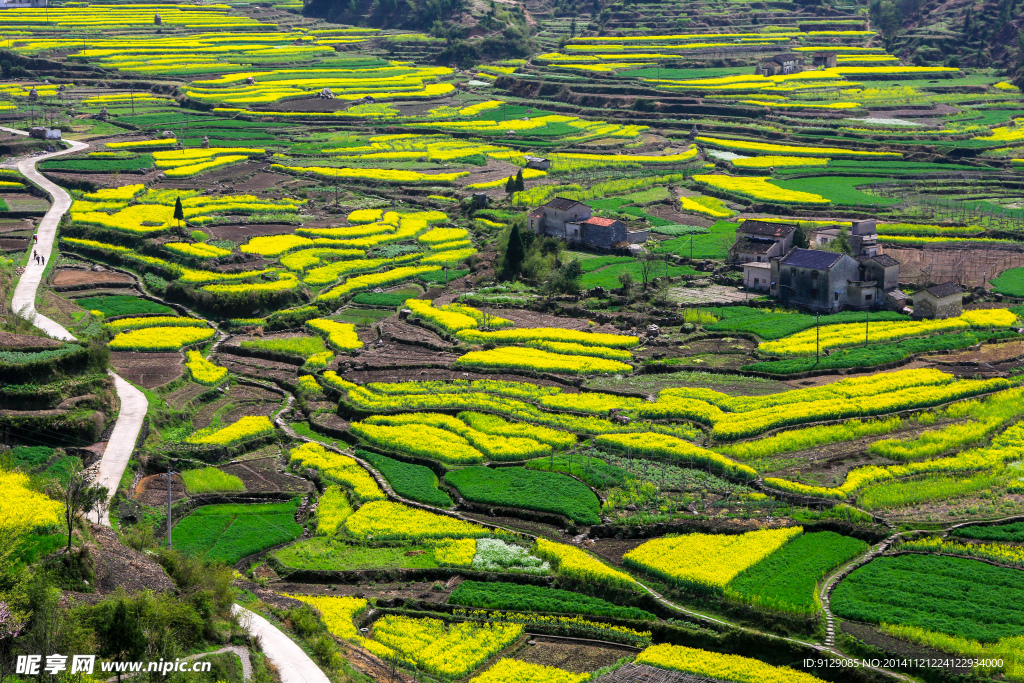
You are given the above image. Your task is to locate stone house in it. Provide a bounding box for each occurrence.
[849,219,879,257]
[528,200,646,251]
[729,220,796,264]
[756,54,803,77]
[912,282,963,319]
[859,253,900,292]
[771,248,901,312]
[527,197,591,237]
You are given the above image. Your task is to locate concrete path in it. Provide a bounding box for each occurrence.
[93,372,149,525]
[2,127,148,526]
[231,605,331,683]
[3,127,87,339]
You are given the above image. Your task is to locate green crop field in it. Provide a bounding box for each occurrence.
[360,450,453,508]
[9,0,1024,674]
[951,520,1024,543]
[449,580,656,620]
[75,295,175,317]
[831,554,1024,641]
[444,466,601,524]
[171,501,302,564]
[274,538,440,570]
[727,532,867,614]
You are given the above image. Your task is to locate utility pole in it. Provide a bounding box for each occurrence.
[816,312,820,364]
[865,308,870,347]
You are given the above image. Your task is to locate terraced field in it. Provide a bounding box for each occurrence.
[4,0,1024,680]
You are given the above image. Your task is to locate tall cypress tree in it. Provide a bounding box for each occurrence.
[515,169,525,191]
[173,196,184,227]
[501,222,526,280]
[505,175,515,194]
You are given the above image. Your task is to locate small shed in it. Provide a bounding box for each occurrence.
[812,52,838,68]
[524,155,550,170]
[913,282,963,319]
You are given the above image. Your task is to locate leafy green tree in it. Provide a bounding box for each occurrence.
[504,175,515,194]
[49,462,108,553]
[515,169,525,191]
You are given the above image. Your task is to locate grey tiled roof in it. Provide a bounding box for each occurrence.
[544,197,586,211]
[780,248,844,270]
[924,282,963,298]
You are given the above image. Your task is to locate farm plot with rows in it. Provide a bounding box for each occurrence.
[7,0,1024,680]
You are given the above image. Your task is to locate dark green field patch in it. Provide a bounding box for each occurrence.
[172,501,302,565]
[360,450,452,508]
[831,554,1024,641]
[444,466,601,525]
[75,295,175,317]
[449,580,655,620]
[727,531,867,614]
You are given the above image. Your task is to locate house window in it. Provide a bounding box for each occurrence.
[757,256,762,262]
[811,271,819,280]
[834,292,840,301]
[865,294,872,301]
[790,268,796,276]
[811,289,819,298]
[754,278,759,284]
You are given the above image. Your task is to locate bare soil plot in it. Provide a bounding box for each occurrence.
[218,352,298,383]
[82,524,175,596]
[2,193,49,212]
[0,330,61,349]
[378,319,453,348]
[202,222,301,241]
[931,339,1024,365]
[110,351,183,388]
[498,309,622,334]
[347,341,461,370]
[343,367,577,389]
[0,236,27,252]
[134,472,186,505]
[52,268,134,290]
[221,455,312,495]
[667,284,751,305]
[593,663,724,683]
[513,637,637,673]
[164,381,213,410]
